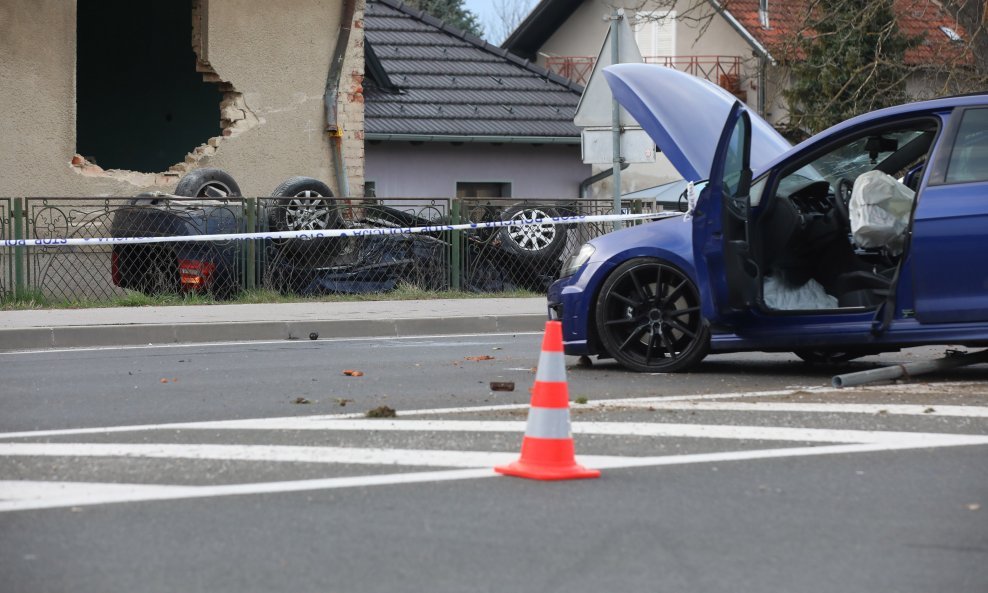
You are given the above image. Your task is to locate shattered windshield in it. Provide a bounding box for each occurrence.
[812,130,926,186]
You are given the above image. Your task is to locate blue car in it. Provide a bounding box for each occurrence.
[548,64,988,372]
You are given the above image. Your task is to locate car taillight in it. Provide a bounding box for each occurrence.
[111,250,122,286]
[178,259,216,290]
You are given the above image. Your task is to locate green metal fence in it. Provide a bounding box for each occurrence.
[0,198,11,299]
[1,195,663,304]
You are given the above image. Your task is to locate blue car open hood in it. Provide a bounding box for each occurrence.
[603,64,792,181]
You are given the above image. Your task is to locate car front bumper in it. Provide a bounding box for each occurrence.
[547,261,608,357]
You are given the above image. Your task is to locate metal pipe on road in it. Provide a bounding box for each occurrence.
[832,348,988,388]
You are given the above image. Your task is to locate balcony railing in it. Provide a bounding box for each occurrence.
[545,55,746,100]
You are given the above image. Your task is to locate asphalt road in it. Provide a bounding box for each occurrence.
[2,334,987,593]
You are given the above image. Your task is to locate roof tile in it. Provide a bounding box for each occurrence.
[365,0,583,139]
[726,0,971,66]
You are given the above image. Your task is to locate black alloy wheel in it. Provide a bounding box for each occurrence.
[595,258,709,372]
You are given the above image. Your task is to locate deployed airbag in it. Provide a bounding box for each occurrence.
[764,276,838,310]
[849,170,915,254]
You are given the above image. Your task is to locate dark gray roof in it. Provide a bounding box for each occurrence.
[364,0,584,141]
[501,0,577,61]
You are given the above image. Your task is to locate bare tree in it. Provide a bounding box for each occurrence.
[944,0,988,76]
[618,0,722,41]
[782,0,919,133]
[616,0,984,133]
[490,0,536,45]
[403,0,484,37]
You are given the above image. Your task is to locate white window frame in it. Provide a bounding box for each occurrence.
[634,10,676,59]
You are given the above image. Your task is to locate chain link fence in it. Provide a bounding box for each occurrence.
[1,195,664,304]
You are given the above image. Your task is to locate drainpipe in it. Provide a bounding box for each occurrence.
[758,56,767,117]
[324,0,357,197]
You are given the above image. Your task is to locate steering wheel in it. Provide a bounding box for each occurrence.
[833,177,854,230]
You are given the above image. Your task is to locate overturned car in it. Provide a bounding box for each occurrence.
[110,169,571,297]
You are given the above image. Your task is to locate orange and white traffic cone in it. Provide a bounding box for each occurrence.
[495,320,600,481]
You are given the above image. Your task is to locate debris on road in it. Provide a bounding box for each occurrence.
[490,381,515,391]
[309,332,319,340]
[343,369,365,377]
[293,397,312,405]
[367,405,397,418]
[832,348,988,388]
[465,355,496,362]
[335,398,355,407]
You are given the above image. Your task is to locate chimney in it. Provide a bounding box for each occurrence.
[759,0,770,29]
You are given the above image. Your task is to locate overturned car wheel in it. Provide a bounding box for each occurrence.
[496,204,567,263]
[269,176,342,258]
[174,168,242,198]
[595,258,709,373]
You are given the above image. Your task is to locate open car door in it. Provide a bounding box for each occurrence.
[603,64,786,325]
[692,102,759,324]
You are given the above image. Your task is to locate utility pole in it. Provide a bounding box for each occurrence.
[609,9,624,231]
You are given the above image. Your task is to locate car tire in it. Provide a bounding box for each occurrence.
[270,177,342,232]
[594,258,709,373]
[174,168,242,198]
[269,177,342,259]
[496,204,567,263]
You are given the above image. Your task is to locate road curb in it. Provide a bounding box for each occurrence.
[0,314,547,352]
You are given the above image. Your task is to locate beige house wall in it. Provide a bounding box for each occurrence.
[535,0,765,195]
[533,0,614,69]
[526,0,803,198]
[0,0,364,198]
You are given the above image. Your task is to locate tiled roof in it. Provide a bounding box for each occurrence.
[725,0,971,66]
[504,0,971,67]
[364,0,584,139]
[501,0,574,61]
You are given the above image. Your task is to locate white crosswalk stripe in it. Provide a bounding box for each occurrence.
[1,385,986,513]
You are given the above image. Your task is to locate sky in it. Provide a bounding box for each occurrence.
[462,0,539,44]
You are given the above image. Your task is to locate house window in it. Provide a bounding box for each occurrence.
[76,0,221,172]
[456,182,511,198]
[364,181,377,197]
[634,10,676,58]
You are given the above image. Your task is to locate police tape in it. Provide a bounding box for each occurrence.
[0,211,680,248]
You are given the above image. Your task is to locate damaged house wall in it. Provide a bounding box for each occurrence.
[0,0,364,198]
